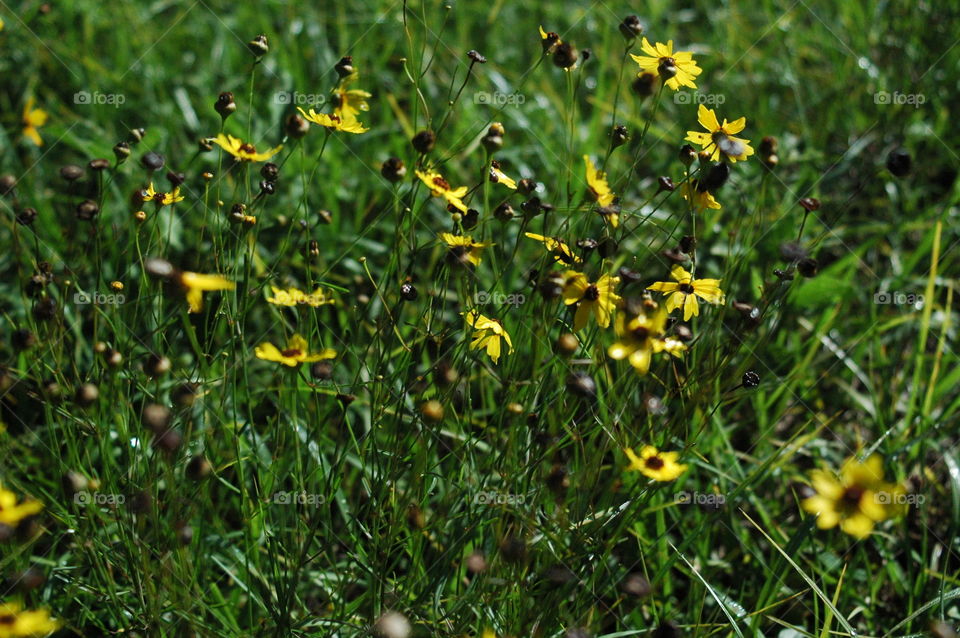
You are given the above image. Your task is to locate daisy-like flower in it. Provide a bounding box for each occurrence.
[630,38,701,91]
[179,271,235,313]
[266,286,334,307]
[583,155,616,208]
[332,73,371,120]
[0,482,43,528]
[524,233,582,265]
[22,97,48,147]
[255,334,336,367]
[647,265,724,321]
[416,169,469,213]
[608,303,686,375]
[297,107,368,134]
[213,133,283,162]
[681,175,721,210]
[562,271,621,331]
[685,104,754,163]
[463,311,513,364]
[143,182,184,206]
[489,161,517,189]
[439,233,492,267]
[801,455,906,539]
[625,445,687,482]
[0,600,60,637]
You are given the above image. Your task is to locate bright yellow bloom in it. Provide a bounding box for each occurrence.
[625,446,687,482]
[255,334,336,367]
[464,311,513,364]
[685,104,754,163]
[681,175,721,210]
[524,233,582,265]
[0,483,43,527]
[266,286,334,307]
[297,107,368,134]
[416,169,469,213]
[583,155,615,208]
[489,162,517,189]
[608,303,686,375]
[21,97,48,147]
[143,182,184,206]
[0,600,60,637]
[179,271,235,313]
[630,38,701,91]
[801,455,905,539]
[213,133,282,162]
[562,271,621,331]
[332,73,371,120]
[647,265,724,321]
[439,233,492,266]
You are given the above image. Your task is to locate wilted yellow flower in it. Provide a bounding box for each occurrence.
[416,169,469,213]
[583,155,615,208]
[625,445,687,482]
[647,265,724,321]
[608,303,686,375]
[332,73,371,120]
[464,311,513,364]
[22,97,48,147]
[297,107,368,134]
[179,271,235,313]
[489,162,517,189]
[685,104,755,163]
[538,25,562,53]
[0,482,43,527]
[630,38,701,91]
[266,286,334,307]
[144,182,184,206]
[255,334,336,367]
[524,233,582,265]
[213,133,282,162]
[0,600,60,637]
[681,175,721,210]
[562,271,621,331]
[439,233,492,266]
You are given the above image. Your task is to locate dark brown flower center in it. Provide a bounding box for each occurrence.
[631,326,650,341]
[645,456,665,470]
[841,485,865,510]
[433,176,451,190]
[0,615,16,625]
[679,283,695,294]
[281,349,302,358]
[658,57,678,79]
[240,143,257,154]
[583,285,600,301]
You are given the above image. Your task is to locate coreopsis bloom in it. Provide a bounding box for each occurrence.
[647,265,724,321]
[489,161,517,189]
[630,38,701,91]
[608,303,686,374]
[524,233,582,265]
[685,104,755,162]
[562,271,621,331]
[213,133,283,162]
[144,182,184,206]
[0,601,60,637]
[179,271,235,313]
[0,483,43,527]
[332,74,371,120]
[583,155,616,209]
[681,176,721,210]
[297,107,368,134]
[416,169,469,213]
[266,286,334,307]
[439,233,492,267]
[801,455,905,539]
[22,97,48,147]
[464,311,513,364]
[625,445,687,482]
[255,334,336,367]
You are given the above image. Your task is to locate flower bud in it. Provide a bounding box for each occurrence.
[76,199,99,220]
[411,130,436,154]
[284,112,310,138]
[619,15,643,39]
[886,148,911,177]
[248,34,269,57]
[215,91,236,120]
[381,157,406,182]
[632,72,656,97]
[60,164,85,182]
[334,56,354,77]
[611,124,629,148]
[141,151,165,172]
[113,141,131,163]
[467,49,487,64]
[553,43,579,69]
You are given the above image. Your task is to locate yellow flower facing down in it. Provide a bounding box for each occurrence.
[464,311,513,364]
[489,161,517,190]
[439,233,492,267]
[647,265,724,321]
[630,38,702,91]
[213,133,283,162]
[583,155,615,208]
[179,271,235,313]
[625,445,687,482]
[801,455,905,539]
[562,271,621,331]
[22,97,48,147]
[538,25,562,53]
[681,174,721,211]
[685,104,755,163]
[297,107,368,134]
[608,303,686,375]
[0,600,60,637]
[332,73,371,120]
[255,334,336,367]
[144,182,184,206]
[416,169,469,213]
[266,286,334,307]
[0,483,43,527]
[524,233,582,266]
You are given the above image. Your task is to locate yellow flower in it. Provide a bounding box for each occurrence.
[647,265,724,321]
[21,97,48,147]
[143,182,184,206]
[630,38,701,91]
[625,445,687,482]
[524,233,582,265]
[439,233,492,267]
[332,73,371,120]
[179,271,235,313]
[561,271,621,331]
[464,311,513,364]
[0,482,43,527]
[213,133,282,162]
[416,169,469,213]
[255,334,336,367]
[685,104,754,163]
[266,286,334,307]
[489,161,517,189]
[801,455,905,539]
[0,600,60,637]
[608,303,686,375]
[297,107,368,134]
[583,155,615,208]
[680,175,721,210]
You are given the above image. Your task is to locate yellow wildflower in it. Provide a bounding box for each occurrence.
[464,311,513,364]
[524,233,582,265]
[647,265,724,321]
[22,97,48,147]
[0,600,60,637]
[255,334,336,367]
[608,303,686,375]
[561,271,621,331]
[583,155,615,208]
[416,169,469,213]
[685,104,755,162]
[625,445,688,482]
[0,483,43,528]
[144,182,184,206]
[213,133,282,162]
[630,38,702,91]
[297,107,368,134]
[179,271,235,313]
[439,233,492,267]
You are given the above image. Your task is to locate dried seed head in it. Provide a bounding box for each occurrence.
[462,208,479,230]
[60,164,85,182]
[759,136,778,156]
[797,257,818,278]
[632,72,656,97]
[411,130,436,154]
[467,49,487,63]
[622,572,652,597]
[494,202,515,222]
[141,403,171,433]
[74,382,99,407]
[381,157,406,182]
[742,371,760,388]
[140,151,165,172]
[166,170,186,187]
[113,141,131,163]
[5,568,45,594]
[186,455,213,481]
[0,174,16,196]
[152,428,183,454]
[420,400,444,423]
[619,15,643,39]
[248,34,269,57]
[16,207,38,226]
[373,611,411,638]
[310,360,334,381]
[104,348,123,368]
[611,124,630,148]
[75,199,99,220]
[465,551,487,575]
[886,148,912,177]
[798,197,820,212]
[565,371,596,399]
[661,248,689,263]
[334,56,354,77]
[198,137,215,152]
[215,92,236,119]
[400,282,418,301]
[88,158,110,171]
[143,354,172,377]
[553,43,579,68]
[284,112,310,138]
[517,178,537,194]
[130,127,146,144]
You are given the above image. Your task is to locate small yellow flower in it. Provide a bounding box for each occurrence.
[524,233,582,265]
[332,73,371,120]
[685,104,754,163]
[647,265,724,321]
[681,175,721,210]
[489,161,517,189]
[801,455,905,539]
[213,133,282,162]
[416,169,469,213]
[608,303,686,375]
[143,182,184,206]
[0,482,43,527]
[266,286,334,307]
[630,38,702,91]
[0,600,60,637]
[464,311,513,364]
[583,155,615,208]
[625,445,687,482]
[179,271,235,313]
[561,271,621,331]
[439,233,492,267]
[297,107,368,134]
[255,334,336,367]
[22,97,48,147]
